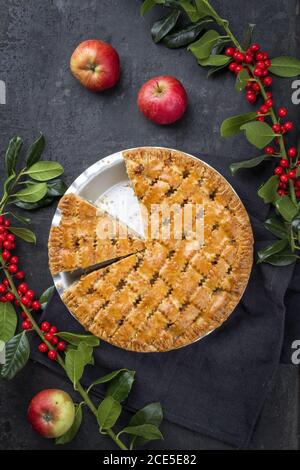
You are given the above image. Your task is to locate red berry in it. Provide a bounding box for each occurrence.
[10,255,18,264]
[44,332,53,342]
[256,116,265,122]
[283,121,293,132]
[32,300,41,311]
[3,279,9,287]
[295,190,300,198]
[280,159,289,168]
[256,60,265,69]
[245,54,253,63]
[50,336,59,346]
[3,241,12,250]
[265,146,275,155]
[274,166,283,175]
[233,51,244,62]
[5,292,14,301]
[18,283,28,294]
[25,289,35,300]
[0,234,5,245]
[266,91,272,98]
[8,264,18,274]
[280,174,289,183]
[250,43,260,53]
[0,296,7,302]
[295,180,300,189]
[272,124,281,133]
[288,169,296,179]
[264,59,271,68]
[0,226,6,234]
[278,107,288,118]
[22,320,31,330]
[265,98,273,108]
[38,343,48,353]
[21,311,27,318]
[15,271,25,280]
[260,105,269,114]
[225,47,235,57]
[288,147,298,158]
[0,284,6,294]
[0,216,3,225]
[263,76,272,86]
[57,341,66,351]
[253,67,263,77]
[6,234,15,242]
[4,220,10,227]
[14,300,20,307]
[246,92,256,104]
[277,189,285,196]
[10,243,16,250]
[252,82,260,92]
[255,52,264,61]
[235,64,243,74]
[49,325,57,334]
[41,321,50,332]
[20,295,30,306]
[48,350,57,361]
[229,62,237,72]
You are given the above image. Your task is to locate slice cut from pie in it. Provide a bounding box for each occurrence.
[48,193,145,276]
[53,147,253,352]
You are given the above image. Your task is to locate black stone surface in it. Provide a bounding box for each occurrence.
[0,0,299,450]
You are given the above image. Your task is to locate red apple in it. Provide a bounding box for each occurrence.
[28,389,75,438]
[137,76,188,125]
[70,39,120,92]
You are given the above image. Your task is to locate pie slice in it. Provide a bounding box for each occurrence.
[48,193,145,275]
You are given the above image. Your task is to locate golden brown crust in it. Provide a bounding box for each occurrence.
[60,147,253,352]
[48,193,145,275]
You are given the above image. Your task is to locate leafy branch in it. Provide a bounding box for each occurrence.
[141,0,300,266]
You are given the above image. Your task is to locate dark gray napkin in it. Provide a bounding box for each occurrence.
[30,212,296,448]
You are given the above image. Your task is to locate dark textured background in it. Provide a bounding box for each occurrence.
[0,0,299,450]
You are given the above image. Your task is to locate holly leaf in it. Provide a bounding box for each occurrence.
[9,227,36,244]
[275,195,299,222]
[0,302,17,343]
[27,161,64,182]
[141,0,165,16]
[188,30,221,60]
[198,54,230,67]
[262,250,298,266]
[106,370,135,403]
[269,56,300,77]
[0,332,30,380]
[264,217,288,239]
[257,239,288,263]
[240,121,275,149]
[241,23,255,50]
[65,349,85,388]
[163,19,213,49]
[15,183,48,203]
[194,0,212,17]
[5,136,22,176]
[220,112,257,138]
[257,175,279,204]
[119,424,163,442]
[178,0,202,22]
[14,197,54,211]
[235,68,251,92]
[57,332,100,347]
[129,402,163,448]
[230,154,269,175]
[87,369,129,393]
[151,10,180,43]
[26,134,45,168]
[40,286,55,309]
[46,179,67,197]
[97,396,122,430]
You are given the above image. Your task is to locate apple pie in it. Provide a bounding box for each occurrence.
[49,148,253,352]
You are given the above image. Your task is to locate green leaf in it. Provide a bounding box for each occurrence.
[97,396,122,430]
[151,10,180,43]
[240,121,275,149]
[257,239,288,263]
[14,197,54,211]
[120,424,163,441]
[262,250,298,266]
[188,30,221,60]
[230,154,268,175]
[27,161,64,182]
[163,19,213,48]
[195,0,212,17]
[40,286,55,309]
[257,175,279,204]
[46,179,67,197]
[241,23,255,50]
[9,227,36,244]
[178,0,201,22]
[26,134,45,168]
[291,215,300,231]
[15,183,48,203]
[65,349,85,387]
[77,342,94,366]
[264,217,288,239]
[128,402,163,448]
[207,63,229,77]
[5,136,22,176]
[198,54,230,67]
[275,195,299,222]
[106,370,135,403]
[0,332,30,380]
[220,112,257,138]
[55,404,83,445]
[269,56,300,77]
[141,0,164,16]
[3,174,16,201]
[88,369,128,393]
[0,302,17,343]
[235,68,251,92]
[57,332,100,347]
[8,212,31,225]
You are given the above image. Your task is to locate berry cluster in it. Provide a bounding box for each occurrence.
[226,43,298,198]
[38,321,66,361]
